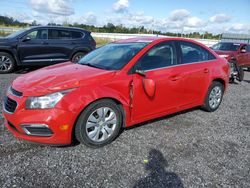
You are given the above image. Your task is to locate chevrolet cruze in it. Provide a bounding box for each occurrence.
[2,37,229,147]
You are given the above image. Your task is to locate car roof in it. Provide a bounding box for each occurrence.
[29,26,90,33]
[114,36,202,44]
[219,41,247,45]
[114,37,163,43]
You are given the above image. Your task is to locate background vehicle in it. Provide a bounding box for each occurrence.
[211,42,250,82]
[3,37,229,147]
[0,26,96,73]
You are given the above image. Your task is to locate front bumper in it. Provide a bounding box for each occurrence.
[2,94,76,145]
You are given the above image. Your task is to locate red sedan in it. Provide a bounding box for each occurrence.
[3,37,229,147]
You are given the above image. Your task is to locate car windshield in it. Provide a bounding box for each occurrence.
[5,28,30,38]
[78,42,149,70]
[211,42,240,51]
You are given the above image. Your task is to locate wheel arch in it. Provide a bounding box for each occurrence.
[71,97,127,143]
[212,78,225,89]
[211,78,227,96]
[0,49,18,64]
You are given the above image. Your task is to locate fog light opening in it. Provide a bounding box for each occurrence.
[21,124,53,137]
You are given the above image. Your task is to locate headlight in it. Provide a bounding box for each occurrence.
[26,89,74,109]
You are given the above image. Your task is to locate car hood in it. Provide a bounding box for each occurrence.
[12,62,116,96]
[0,38,9,44]
[213,50,236,56]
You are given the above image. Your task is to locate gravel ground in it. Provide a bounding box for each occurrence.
[0,70,249,188]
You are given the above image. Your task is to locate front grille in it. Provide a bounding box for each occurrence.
[4,97,17,113]
[10,87,23,97]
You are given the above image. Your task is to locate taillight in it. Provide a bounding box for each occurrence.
[89,36,96,47]
[91,39,96,47]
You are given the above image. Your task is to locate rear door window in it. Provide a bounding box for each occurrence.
[71,31,83,39]
[49,29,72,39]
[179,41,216,64]
[49,29,59,39]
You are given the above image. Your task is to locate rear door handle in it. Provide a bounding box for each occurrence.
[41,41,48,45]
[204,68,209,73]
[170,75,182,81]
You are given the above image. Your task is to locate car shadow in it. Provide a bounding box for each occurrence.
[126,107,199,131]
[133,149,184,188]
[243,80,250,83]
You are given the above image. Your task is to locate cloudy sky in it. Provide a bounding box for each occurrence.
[0,0,249,34]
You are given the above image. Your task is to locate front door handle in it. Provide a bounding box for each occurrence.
[41,41,48,45]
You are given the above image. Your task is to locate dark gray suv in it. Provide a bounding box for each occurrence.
[0,26,96,73]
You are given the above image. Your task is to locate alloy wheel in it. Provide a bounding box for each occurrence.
[209,86,222,109]
[86,107,117,142]
[0,55,12,71]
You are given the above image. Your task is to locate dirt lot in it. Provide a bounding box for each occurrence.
[0,70,249,188]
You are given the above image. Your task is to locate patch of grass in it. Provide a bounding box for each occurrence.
[0,31,10,37]
[94,37,112,47]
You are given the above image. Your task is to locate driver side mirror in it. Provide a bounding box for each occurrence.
[135,69,156,98]
[21,36,31,42]
[135,69,146,77]
[143,78,156,98]
[240,49,247,53]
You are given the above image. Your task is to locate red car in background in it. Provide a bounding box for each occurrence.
[211,42,250,82]
[3,37,229,147]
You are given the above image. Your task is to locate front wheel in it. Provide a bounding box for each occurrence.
[202,81,224,112]
[0,52,16,73]
[75,99,123,148]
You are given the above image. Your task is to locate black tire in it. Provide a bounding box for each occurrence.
[202,81,224,112]
[237,66,244,82]
[229,77,235,83]
[75,99,123,148]
[71,52,86,63]
[0,52,16,73]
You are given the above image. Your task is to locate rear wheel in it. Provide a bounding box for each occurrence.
[72,52,86,63]
[0,52,16,73]
[229,77,235,83]
[202,81,224,112]
[75,99,123,148]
